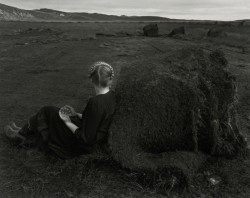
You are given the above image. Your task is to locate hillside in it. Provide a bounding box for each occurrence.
[0,3,170,22]
[0,3,63,21]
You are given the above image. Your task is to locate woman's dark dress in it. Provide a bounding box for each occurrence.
[19,91,117,159]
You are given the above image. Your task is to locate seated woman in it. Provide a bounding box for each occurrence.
[4,61,117,159]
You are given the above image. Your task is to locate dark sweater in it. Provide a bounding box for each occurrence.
[74,90,117,146]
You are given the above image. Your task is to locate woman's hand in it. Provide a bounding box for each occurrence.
[59,111,71,123]
[61,105,77,117]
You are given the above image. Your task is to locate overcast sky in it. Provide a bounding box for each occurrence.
[1,0,250,21]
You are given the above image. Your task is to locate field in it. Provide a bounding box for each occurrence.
[0,21,250,197]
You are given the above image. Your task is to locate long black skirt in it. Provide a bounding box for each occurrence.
[19,106,91,159]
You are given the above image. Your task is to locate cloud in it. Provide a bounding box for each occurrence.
[1,0,250,20]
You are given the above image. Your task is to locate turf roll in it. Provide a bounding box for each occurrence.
[108,47,247,189]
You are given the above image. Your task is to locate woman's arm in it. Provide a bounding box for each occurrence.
[74,98,105,145]
[59,111,79,134]
[62,105,82,118]
[76,113,82,119]
[64,121,79,134]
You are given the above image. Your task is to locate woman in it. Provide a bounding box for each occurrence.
[4,61,117,159]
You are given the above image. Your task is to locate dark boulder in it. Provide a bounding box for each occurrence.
[207,29,227,37]
[168,26,185,37]
[96,32,117,37]
[143,24,158,37]
[238,20,246,27]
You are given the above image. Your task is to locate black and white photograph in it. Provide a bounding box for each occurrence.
[0,0,249,197]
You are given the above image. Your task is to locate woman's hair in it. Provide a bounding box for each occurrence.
[88,61,114,87]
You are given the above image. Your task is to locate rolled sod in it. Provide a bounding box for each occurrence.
[108,47,247,188]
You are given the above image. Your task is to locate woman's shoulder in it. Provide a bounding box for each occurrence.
[85,91,117,115]
[90,91,117,107]
[88,90,113,101]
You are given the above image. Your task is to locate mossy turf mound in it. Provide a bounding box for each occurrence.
[168,26,185,37]
[109,47,247,188]
[207,29,227,37]
[143,24,158,37]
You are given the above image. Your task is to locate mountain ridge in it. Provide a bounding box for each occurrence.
[1,3,249,22]
[0,3,170,22]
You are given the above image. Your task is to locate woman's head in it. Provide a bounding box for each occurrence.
[88,61,114,88]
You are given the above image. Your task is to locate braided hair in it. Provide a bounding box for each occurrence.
[88,61,114,87]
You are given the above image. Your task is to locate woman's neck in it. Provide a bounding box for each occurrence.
[94,86,110,95]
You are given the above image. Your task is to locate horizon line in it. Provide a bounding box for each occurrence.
[0,2,249,22]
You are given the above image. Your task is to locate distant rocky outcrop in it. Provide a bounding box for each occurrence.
[0,4,35,21]
[143,24,159,37]
[168,26,185,37]
[236,20,250,26]
[207,29,227,37]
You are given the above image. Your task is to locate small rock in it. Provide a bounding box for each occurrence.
[208,176,221,185]
[116,31,133,36]
[87,35,97,40]
[96,32,116,37]
[99,43,109,48]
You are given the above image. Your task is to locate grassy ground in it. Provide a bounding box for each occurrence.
[0,21,249,197]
